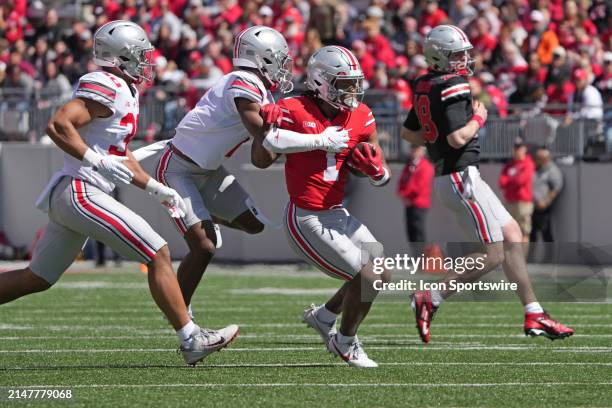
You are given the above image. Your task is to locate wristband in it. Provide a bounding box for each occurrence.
[145,178,163,194]
[369,167,390,187]
[83,148,101,167]
[471,114,485,129]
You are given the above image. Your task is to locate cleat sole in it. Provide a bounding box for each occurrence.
[525,328,574,340]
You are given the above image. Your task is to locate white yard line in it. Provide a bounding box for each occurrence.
[7,382,612,389]
[1,345,612,353]
[1,323,611,331]
[1,333,612,340]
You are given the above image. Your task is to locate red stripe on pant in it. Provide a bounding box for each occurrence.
[286,203,353,281]
[450,172,490,243]
[74,179,156,260]
[157,148,188,235]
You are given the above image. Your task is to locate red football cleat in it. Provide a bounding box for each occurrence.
[524,312,574,340]
[412,291,438,343]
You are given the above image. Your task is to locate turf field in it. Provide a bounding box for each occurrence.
[1,263,611,407]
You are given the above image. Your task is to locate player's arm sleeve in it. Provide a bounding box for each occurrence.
[403,108,421,130]
[228,76,264,112]
[440,78,472,133]
[74,73,118,114]
[262,101,327,154]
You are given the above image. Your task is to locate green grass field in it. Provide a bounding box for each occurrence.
[1,263,611,407]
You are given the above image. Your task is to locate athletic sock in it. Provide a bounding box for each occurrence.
[316,305,338,324]
[336,332,355,345]
[525,302,544,314]
[430,289,444,307]
[177,320,197,346]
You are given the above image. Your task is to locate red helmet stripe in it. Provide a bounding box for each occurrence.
[334,46,358,68]
[449,25,469,44]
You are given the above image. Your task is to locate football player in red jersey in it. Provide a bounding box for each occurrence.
[401,25,573,343]
[259,46,391,367]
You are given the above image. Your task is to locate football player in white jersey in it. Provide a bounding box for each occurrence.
[144,25,349,320]
[0,20,238,366]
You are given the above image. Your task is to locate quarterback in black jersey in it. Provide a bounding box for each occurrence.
[401,25,573,344]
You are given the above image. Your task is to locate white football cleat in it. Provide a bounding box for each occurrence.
[302,304,337,344]
[328,334,378,368]
[179,324,239,366]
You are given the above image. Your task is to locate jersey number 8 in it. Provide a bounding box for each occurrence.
[416,95,438,143]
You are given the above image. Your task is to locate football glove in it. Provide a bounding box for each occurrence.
[83,148,133,185]
[145,179,187,218]
[348,143,385,180]
[318,126,350,153]
[260,103,283,127]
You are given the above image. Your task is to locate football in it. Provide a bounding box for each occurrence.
[346,142,376,177]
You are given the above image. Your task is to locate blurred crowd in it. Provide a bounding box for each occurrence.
[0,0,610,121]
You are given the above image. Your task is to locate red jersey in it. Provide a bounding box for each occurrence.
[396,158,434,209]
[498,155,535,202]
[278,96,376,210]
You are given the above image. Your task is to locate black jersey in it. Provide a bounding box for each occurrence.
[403,71,480,176]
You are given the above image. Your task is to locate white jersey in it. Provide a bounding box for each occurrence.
[63,70,140,193]
[171,71,273,170]
[36,71,139,211]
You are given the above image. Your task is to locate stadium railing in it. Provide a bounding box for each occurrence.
[0,87,609,161]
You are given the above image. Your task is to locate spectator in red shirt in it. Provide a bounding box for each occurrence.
[479,72,509,117]
[274,0,303,34]
[215,0,242,27]
[397,145,434,245]
[207,40,232,74]
[389,68,413,110]
[419,0,448,34]
[499,138,535,243]
[470,17,497,62]
[364,24,397,69]
[351,40,376,81]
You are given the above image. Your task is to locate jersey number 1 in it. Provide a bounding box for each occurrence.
[416,95,438,142]
[109,113,138,156]
[323,153,339,181]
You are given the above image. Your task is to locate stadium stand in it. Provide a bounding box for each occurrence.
[0,0,610,158]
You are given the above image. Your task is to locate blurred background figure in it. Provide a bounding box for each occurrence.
[530,146,564,244]
[396,145,434,253]
[499,138,535,248]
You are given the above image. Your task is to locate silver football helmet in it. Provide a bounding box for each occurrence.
[306,46,364,112]
[93,20,155,83]
[233,25,293,93]
[424,25,474,76]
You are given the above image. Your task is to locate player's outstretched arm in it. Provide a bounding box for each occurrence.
[122,149,186,218]
[237,98,350,164]
[123,148,154,189]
